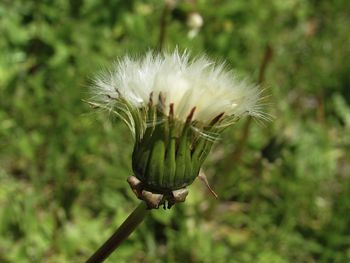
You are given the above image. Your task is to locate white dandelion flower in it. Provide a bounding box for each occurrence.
[89,49,266,208]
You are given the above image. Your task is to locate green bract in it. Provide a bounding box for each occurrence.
[132,101,223,193]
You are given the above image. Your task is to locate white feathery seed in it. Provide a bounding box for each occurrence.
[90,50,266,137]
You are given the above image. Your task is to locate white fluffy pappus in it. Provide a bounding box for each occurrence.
[90,50,267,138]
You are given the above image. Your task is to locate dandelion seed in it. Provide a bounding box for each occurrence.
[89,49,265,208]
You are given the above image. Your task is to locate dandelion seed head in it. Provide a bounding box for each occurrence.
[91,49,264,133]
[88,49,268,196]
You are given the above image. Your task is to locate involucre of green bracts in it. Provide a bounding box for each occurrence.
[163,128,176,188]
[132,110,215,193]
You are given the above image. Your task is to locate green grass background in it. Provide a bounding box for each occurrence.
[1,0,350,262]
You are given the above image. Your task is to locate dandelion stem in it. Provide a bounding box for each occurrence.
[158,2,171,50]
[231,44,273,162]
[86,202,149,263]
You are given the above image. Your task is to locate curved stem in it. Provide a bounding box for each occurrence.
[158,2,171,51]
[86,202,149,263]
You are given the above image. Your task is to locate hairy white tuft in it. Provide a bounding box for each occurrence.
[90,50,266,135]
[92,50,269,141]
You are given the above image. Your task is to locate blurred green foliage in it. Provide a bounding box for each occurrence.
[1,0,350,262]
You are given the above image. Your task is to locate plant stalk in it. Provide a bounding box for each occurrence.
[86,202,149,263]
[158,1,172,51]
[231,44,273,162]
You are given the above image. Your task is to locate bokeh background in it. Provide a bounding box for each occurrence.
[1,0,350,262]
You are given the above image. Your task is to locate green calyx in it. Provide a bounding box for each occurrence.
[132,104,219,194]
